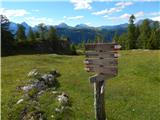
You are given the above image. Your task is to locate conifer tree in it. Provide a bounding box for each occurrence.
[37,23,47,40]
[127,14,136,49]
[147,21,160,49]
[113,32,119,43]
[16,24,26,41]
[138,19,151,49]
[28,27,35,41]
[46,26,58,41]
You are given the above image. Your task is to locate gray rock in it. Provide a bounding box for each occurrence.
[50,69,60,77]
[34,81,46,91]
[41,74,56,87]
[57,92,69,106]
[21,85,34,92]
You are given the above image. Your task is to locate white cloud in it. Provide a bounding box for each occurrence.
[92,7,121,15]
[25,17,55,26]
[92,1,133,16]
[63,15,84,20]
[119,13,131,19]
[70,0,92,10]
[85,22,92,26]
[151,16,160,21]
[149,12,160,16]
[104,11,144,21]
[134,11,144,18]
[0,8,29,18]
[115,2,133,8]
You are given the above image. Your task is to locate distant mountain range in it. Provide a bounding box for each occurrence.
[9,19,156,43]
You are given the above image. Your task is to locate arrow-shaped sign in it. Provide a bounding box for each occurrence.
[84,58,118,66]
[85,43,121,51]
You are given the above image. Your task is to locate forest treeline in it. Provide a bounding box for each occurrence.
[113,15,160,50]
[1,14,160,56]
[1,15,76,56]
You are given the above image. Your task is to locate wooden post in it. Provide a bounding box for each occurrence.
[94,80,106,120]
[84,43,121,120]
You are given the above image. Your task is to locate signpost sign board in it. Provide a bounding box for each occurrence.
[84,43,121,120]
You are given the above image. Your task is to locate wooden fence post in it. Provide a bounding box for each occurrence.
[94,80,106,120]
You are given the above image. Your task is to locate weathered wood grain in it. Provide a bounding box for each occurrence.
[94,80,106,120]
[85,43,119,51]
[85,66,118,75]
[89,73,117,83]
[85,51,119,58]
[84,58,118,66]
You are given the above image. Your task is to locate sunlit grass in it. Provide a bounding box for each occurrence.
[1,50,160,120]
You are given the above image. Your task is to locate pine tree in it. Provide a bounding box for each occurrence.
[46,26,58,41]
[113,32,119,43]
[127,14,136,49]
[37,23,47,40]
[28,27,35,41]
[118,33,128,50]
[135,26,140,48]
[70,44,77,55]
[16,24,26,41]
[1,15,15,56]
[94,34,103,43]
[138,19,151,49]
[147,21,160,49]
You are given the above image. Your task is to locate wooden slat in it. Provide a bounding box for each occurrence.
[84,58,118,66]
[85,43,118,51]
[85,51,119,58]
[85,66,118,75]
[89,74,116,83]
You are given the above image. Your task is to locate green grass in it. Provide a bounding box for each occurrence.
[1,50,160,120]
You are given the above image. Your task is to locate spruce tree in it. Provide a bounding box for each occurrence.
[147,21,160,49]
[135,26,140,48]
[1,15,15,56]
[118,33,128,50]
[138,19,151,49]
[37,23,47,40]
[46,26,58,41]
[113,32,119,43]
[28,27,35,41]
[127,14,136,49]
[16,24,26,41]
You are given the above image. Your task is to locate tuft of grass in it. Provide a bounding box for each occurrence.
[1,50,160,120]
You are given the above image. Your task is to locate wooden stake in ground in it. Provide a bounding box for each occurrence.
[94,80,106,120]
[84,43,121,120]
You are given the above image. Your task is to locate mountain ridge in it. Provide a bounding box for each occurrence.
[9,19,156,43]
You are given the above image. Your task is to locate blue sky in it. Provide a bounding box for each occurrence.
[1,0,160,27]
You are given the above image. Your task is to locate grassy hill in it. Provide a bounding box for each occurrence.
[1,50,160,120]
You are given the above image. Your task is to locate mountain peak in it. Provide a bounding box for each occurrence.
[21,22,29,26]
[57,23,69,28]
[75,24,89,28]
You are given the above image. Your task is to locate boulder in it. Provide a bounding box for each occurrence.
[41,74,56,87]
[34,81,46,91]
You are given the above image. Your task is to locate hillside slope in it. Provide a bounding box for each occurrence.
[1,50,160,120]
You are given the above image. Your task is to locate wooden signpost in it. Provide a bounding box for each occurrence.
[84,43,121,120]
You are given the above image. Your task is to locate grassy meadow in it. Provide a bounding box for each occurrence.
[1,50,160,120]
